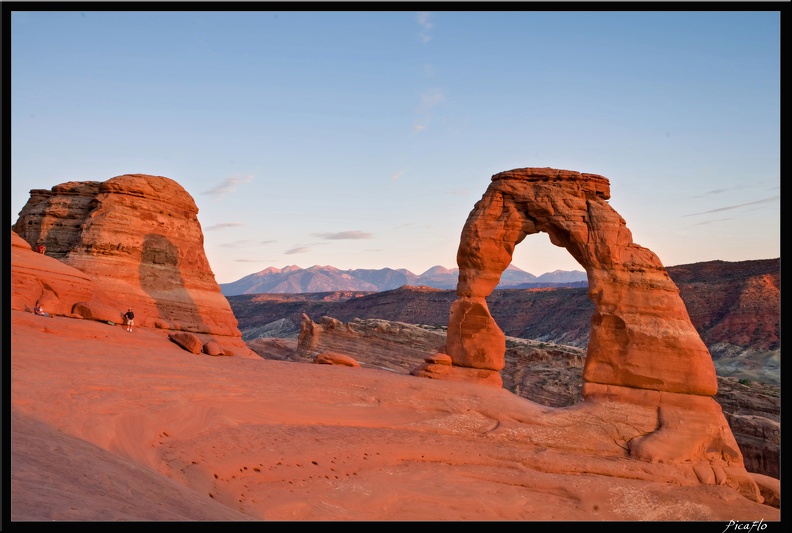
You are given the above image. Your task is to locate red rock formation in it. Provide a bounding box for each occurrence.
[12,174,255,357]
[11,231,97,317]
[436,167,716,396]
[668,259,780,362]
[412,167,756,494]
[202,340,226,356]
[314,352,360,367]
[296,314,448,371]
[169,332,204,354]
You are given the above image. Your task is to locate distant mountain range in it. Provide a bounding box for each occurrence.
[219,264,588,296]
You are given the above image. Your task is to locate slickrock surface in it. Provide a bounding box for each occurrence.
[10,309,779,522]
[12,174,254,357]
[289,315,778,478]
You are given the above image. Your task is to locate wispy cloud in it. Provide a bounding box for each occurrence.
[285,246,310,255]
[392,222,417,230]
[682,196,779,217]
[418,88,445,113]
[205,222,244,231]
[220,239,256,248]
[220,238,275,248]
[391,170,405,182]
[692,179,780,199]
[417,12,432,43]
[202,174,254,199]
[413,87,446,132]
[312,231,373,240]
[690,218,734,227]
[234,258,265,263]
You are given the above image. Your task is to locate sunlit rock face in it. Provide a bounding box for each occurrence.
[410,168,757,492]
[435,167,716,396]
[12,174,254,356]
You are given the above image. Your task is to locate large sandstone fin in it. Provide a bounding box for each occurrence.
[12,174,257,358]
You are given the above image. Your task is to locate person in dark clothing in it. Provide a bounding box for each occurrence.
[123,308,135,332]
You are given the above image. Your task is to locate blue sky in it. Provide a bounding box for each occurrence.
[10,9,780,284]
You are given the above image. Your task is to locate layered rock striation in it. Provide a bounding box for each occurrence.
[295,314,450,372]
[294,314,585,405]
[12,174,254,356]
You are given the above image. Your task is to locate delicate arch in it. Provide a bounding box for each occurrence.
[443,167,717,396]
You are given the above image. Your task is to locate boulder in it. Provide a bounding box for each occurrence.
[424,353,453,365]
[411,361,503,387]
[202,340,226,356]
[749,472,780,508]
[168,332,203,354]
[72,301,127,324]
[314,352,360,367]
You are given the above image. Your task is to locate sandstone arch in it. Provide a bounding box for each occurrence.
[408,168,762,485]
[421,167,717,397]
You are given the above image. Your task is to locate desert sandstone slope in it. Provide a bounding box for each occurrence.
[9,310,779,521]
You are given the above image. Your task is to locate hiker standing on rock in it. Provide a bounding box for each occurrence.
[123,307,135,332]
